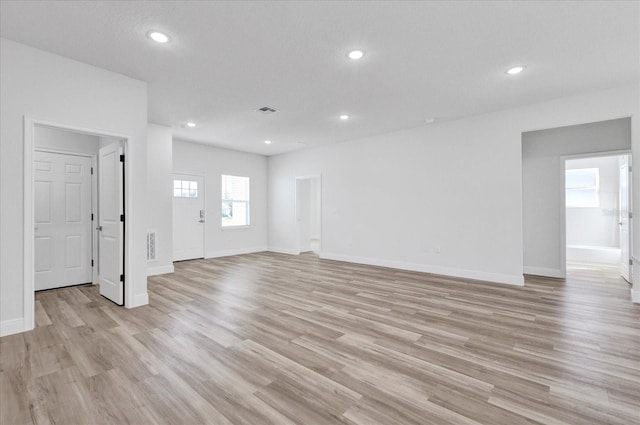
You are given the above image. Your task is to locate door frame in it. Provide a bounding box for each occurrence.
[295,175,322,255]
[172,172,207,260]
[24,116,133,331]
[560,149,632,278]
[34,148,98,286]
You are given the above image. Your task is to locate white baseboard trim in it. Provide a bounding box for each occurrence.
[320,252,524,286]
[523,266,565,278]
[130,292,149,308]
[1,317,25,337]
[206,246,268,259]
[147,264,175,277]
[267,246,300,256]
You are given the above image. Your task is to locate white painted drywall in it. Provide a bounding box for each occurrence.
[99,135,121,149]
[269,111,527,285]
[566,156,621,248]
[172,140,268,257]
[522,119,631,276]
[268,85,639,287]
[0,39,148,335]
[35,125,99,154]
[146,124,174,275]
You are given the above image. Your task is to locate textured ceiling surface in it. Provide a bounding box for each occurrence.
[1,1,638,155]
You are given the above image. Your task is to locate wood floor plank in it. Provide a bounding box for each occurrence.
[1,253,638,424]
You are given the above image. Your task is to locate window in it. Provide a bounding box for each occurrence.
[222,175,250,227]
[174,179,198,198]
[566,168,599,208]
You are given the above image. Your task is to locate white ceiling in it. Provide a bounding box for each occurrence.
[1,1,638,156]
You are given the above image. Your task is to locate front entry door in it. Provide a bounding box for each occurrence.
[173,174,205,261]
[34,151,93,290]
[98,143,124,305]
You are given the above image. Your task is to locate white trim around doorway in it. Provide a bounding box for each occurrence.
[23,116,134,334]
[560,149,632,279]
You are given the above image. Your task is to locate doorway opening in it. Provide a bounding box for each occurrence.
[32,124,126,306]
[564,153,632,283]
[296,176,322,255]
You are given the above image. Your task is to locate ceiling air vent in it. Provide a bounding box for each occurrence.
[257,106,277,114]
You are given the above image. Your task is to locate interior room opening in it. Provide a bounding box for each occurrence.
[564,153,632,282]
[296,176,321,255]
[33,124,126,305]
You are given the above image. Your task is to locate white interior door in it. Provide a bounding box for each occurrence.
[173,174,205,261]
[309,177,322,254]
[620,155,631,282]
[297,179,312,253]
[296,176,322,254]
[98,143,124,305]
[34,151,92,290]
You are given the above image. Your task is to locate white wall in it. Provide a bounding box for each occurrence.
[268,85,639,288]
[35,125,99,154]
[146,124,174,275]
[0,39,148,336]
[269,112,526,285]
[522,119,631,276]
[99,135,121,149]
[566,156,621,248]
[173,140,268,257]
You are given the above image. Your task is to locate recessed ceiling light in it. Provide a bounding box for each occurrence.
[506,65,525,75]
[346,50,365,60]
[148,31,170,43]
[186,122,196,127]
[425,117,436,124]
[264,140,272,144]
[339,114,350,120]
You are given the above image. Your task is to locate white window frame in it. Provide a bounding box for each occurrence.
[565,168,600,208]
[173,179,199,198]
[221,174,251,228]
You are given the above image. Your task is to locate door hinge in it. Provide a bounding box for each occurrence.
[119,154,125,162]
[629,212,633,219]
[91,213,94,221]
[629,259,633,266]
[91,259,94,267]
[120,214,125,222]
[120,274,125,282]
[91,167,94,175]
[629,165,632,172]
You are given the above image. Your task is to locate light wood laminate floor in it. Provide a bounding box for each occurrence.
[1,253,639,425]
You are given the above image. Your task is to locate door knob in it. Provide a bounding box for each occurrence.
[96,226,103,231]
[198,220,205,223]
